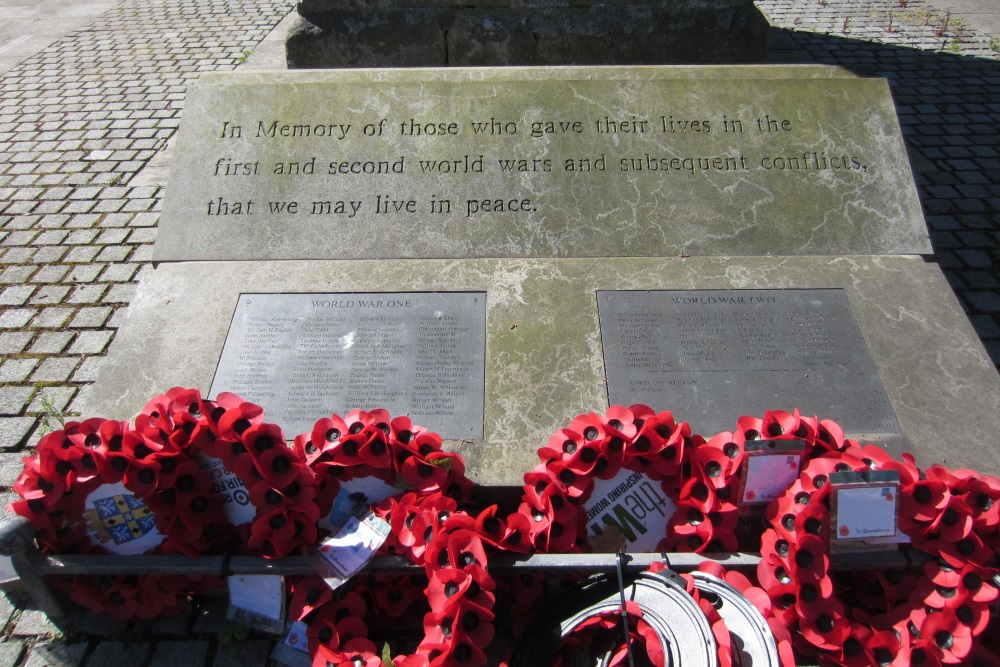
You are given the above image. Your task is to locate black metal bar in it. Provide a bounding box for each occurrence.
[28,549,931,577]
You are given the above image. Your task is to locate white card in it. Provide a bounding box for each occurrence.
[835,485,897,540]
[741,454,801,504]
[315,510,391,584]
[227,574,285,634]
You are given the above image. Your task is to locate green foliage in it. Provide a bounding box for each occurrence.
[36,392,66,436]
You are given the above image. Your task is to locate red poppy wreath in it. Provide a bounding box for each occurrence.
[8,399,230,618]
[520,404,810,555]
[754,425,1000,666]
[291,410,514,667]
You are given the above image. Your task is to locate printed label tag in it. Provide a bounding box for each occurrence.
[584,469,675,552]
[197,453,255,525]
[227,574,285,634]
[84,482,164,555]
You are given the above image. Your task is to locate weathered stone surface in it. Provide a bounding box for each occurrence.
[287,0,770,67]
[82,256,1000,485]
[597,288,900,438]
[155,68,928,262]
[209,292,487,439]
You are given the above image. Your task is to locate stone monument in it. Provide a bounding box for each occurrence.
[84,66,1000,486]
[286,0,771,68]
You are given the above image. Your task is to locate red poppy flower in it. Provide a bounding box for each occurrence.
[646,422,692,479]
[678,476,719,514]
[928,494,974,543]
[390,414,432,446]
[37,422,106,484]
[426,528,488,572]
[795,575,835,621]
[812,418,846,453]
[856,627,908,667]
[401,452,451,493]
[427,566,494,616]
[336,638,386,667]
[667,506,715,553]
[928,529,994,569]
[248,504,319,558]
[767,494,810,544]
[901,478,950,525]
[373,575,423,620]
[603,405,643,438]
[954,474,1000,533]
[789,534,829,585]
[14,456,68,505]
[214,401,265,442]
[423,601,496,648]
[121,456,164,498]
[799,602,850,651]
[928,562,999,606]
[539,427,584,464]
[691,437,735,489]
[497,511,532,553]
[296,415,351,461]
[916,608,972,664]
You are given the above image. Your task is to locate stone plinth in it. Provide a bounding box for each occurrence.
[81,256,1000,486]
[286,0,771,67]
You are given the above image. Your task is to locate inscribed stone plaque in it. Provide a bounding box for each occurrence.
[155,69,928,261]
[597,289,900,437]
[209,292,486,439]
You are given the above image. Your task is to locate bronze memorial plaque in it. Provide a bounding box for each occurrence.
[597,289,900,437]
[210,292,486,440]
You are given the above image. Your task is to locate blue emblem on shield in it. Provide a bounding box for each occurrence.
[90,494,156,546]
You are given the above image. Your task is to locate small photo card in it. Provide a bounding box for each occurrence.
[227,574,286,634]
[271,621,312,667]
[737,439,805,510]
[311,509,391,590]
[830,469,900,554]
[320,477,398,533]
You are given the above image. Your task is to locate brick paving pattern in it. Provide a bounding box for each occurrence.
[0,0,997,664]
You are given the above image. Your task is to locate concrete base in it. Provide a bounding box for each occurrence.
[81,256,1000,486]
[285,1,771,67]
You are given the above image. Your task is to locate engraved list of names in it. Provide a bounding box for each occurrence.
[210,293,486,439]
[597,289,900,437]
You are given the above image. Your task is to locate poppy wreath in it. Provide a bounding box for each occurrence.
[8,400,229,619]
[660,409,854,555]
[549,598,664,667]
[755,426,1000,666]
[296,499,502,667]
[185,389,322,559]
[518,405,743,553]
[293,410,504,666]
[549,560,732,667]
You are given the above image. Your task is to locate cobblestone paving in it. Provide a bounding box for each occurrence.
[759,0,1000,366]
[0,0,997,664]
